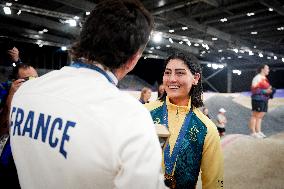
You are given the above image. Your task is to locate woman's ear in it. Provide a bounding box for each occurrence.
[193,73,200,85]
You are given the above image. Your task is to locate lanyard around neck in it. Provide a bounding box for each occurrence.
[70,61,116,86]
[161,101,193,175]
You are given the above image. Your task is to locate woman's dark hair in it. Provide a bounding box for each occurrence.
[70,0,153,70]
[161,52,204,108]
[256,64,267,73]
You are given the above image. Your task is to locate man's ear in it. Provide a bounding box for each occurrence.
[124,50,142,72]
[113,50,142,81]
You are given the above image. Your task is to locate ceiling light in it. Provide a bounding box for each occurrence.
[233,70,242,75]
[152,32,162,43]
[166,45,171,48]
[169,38,173,43]
[12,62,16,67]
[254,46,257,48]
[277,27,284,31]
[169,29,174,33]
[247,12,255,16]
[38,31,44,34]
[227,57,231,59]
[282,58,284,62]
[86,12,90,15]
[274,56,277,60]
[181,27,188,30]
[212,64,219,69]
[220,18,227,22]
[65,19,77,27]
[43,29,48,32]
[36,40,42,44]
[3,7,11,14]
[61,46,67,51]
[268,8,273,11]
[251,31,258,35]
[194,43,199,46]
[212,37,218,41]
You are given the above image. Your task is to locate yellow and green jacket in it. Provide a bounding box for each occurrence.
[145,97,224,189]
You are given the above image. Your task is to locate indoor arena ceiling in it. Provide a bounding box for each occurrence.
[0,0,284,69]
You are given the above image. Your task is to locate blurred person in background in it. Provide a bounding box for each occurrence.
[158,83,165,99]
[202,107,211,119]
[139,87,152,104]
[146,52,223,189]
[216,108,227,137]
[249,64,274,139]
[0,63,38,189]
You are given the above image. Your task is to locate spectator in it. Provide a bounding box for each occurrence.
[158,83,165,99]
[9,1,166,189]
[139,87,152,104]
[0,63,38,189]
[216,108,227,137]
[249,64,273,138]
[202,107,211,119]
[145,52,223,189]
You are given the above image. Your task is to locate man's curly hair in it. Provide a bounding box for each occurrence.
[70,0,153,71]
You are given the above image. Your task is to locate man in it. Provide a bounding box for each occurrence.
[0,63,38,189]
[10,1,165,189]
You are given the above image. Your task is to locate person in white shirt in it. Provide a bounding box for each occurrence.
[9,0,166,188]
[216,108,227,137]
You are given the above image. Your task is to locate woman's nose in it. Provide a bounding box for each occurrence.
[168,73,177,82]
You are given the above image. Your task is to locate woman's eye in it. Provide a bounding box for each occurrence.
[164,71,171,75]
[176,72,185,76]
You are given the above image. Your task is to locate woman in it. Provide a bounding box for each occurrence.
[202,107,210,119]
[249,64,273,138]
[145,53,223,189]
[139,87,152,104]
